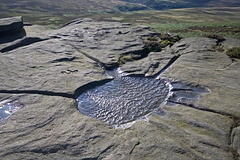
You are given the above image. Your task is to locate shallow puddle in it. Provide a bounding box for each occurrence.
[0,99,22,123]
[77,75,172,127]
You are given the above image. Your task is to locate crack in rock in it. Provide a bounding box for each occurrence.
[154,55,180,78]
[0,37,50,53]
[167,100,232,117]
[129,141,140,155]
[0,90,74,99]
[66,42,110,69]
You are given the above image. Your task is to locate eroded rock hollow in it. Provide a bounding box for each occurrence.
[0,17,240,160]
[77,75,171,127]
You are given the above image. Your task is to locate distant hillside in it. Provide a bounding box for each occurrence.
[120,0,240,9]
[1,0,240,18]
[0,0,239,27]
[0,0,149,26]
[0,0,147,17]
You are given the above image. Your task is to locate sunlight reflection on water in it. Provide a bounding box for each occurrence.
[0,99,22,123]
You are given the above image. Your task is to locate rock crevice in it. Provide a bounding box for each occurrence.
[0,89,74,99]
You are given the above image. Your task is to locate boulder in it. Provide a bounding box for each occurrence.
[0,16,24,35]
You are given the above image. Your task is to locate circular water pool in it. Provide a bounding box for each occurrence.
[77,75,172,127]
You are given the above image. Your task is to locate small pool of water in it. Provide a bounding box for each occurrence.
[77,75,172,127]
[0,99,22,123]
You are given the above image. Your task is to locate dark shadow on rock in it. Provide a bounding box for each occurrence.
[0,28,26,44]
[0,16,25,44]
[0,36,48,53]
[74,79,113,99]
[0,89,74,99]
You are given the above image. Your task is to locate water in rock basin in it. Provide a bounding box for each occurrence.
[0,99,22,123]
[77,74,172,127]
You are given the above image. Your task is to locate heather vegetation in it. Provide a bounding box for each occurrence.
[226,47,240,59]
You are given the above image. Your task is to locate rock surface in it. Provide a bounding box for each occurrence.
[53,18,157,68]
[0,18,240,159]
[120,37,240,159]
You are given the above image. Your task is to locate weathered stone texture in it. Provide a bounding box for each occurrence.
[0,18,239,159]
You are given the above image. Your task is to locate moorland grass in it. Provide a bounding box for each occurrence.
[150,21,240,39]
[90,7,240,39]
